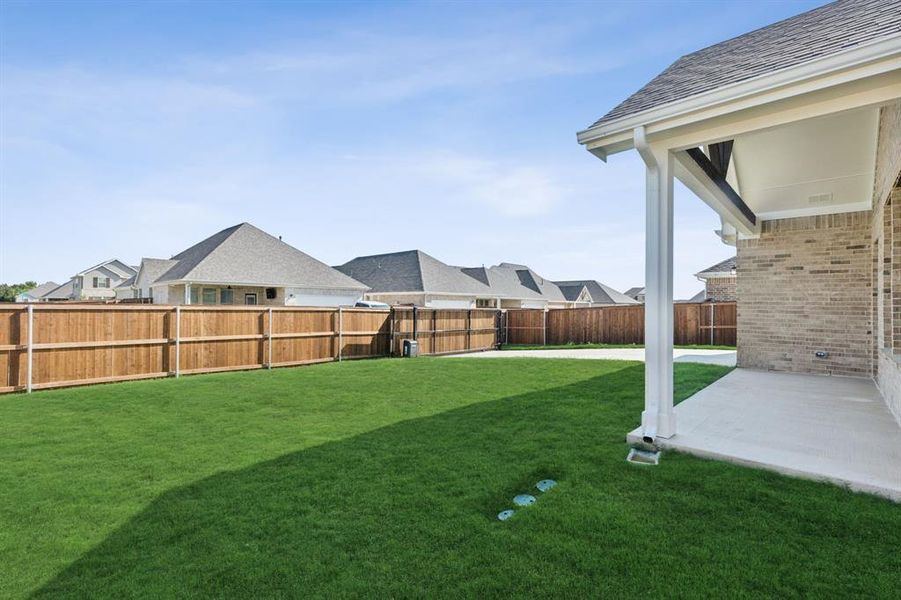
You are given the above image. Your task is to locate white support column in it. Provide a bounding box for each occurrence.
[635,127,676,441]
[184,283,191,305]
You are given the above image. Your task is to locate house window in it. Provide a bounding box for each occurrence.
[189,287,199,304]
[202,288,217,305]
[244,293,257,305]
[476,298,494,308]
[93,277,110,288]
[220,289,234,305]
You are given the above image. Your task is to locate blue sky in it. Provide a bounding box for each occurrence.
[0,0,825,297]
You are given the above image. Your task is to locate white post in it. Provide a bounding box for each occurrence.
[635,127,675,441]
[184,283,191,305]
[26,305,33,393]
[267,307,273,369]
[337,306,343,362]
[174,306,181,378]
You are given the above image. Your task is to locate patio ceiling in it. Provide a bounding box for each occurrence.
[727,106,879,220]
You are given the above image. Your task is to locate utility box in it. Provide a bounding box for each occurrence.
[402,339,419,358]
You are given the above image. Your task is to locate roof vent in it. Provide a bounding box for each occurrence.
[808,192,833,204]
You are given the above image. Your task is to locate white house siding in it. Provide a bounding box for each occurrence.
[427,297,474,309]
[75,268,122,300]
[153,284,361,307]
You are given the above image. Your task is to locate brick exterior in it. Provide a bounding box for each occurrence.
[736,212,873,377]
[703,276,737,302]
[872,102,901,425]
[733,101,901,425]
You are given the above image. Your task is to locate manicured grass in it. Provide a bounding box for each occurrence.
[502,343,736,351]
[1,358,898,598]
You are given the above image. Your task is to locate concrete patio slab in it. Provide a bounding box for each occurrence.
[446,348,736,366]
[627,369,901,501]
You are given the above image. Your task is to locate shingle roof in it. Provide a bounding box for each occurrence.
[155,223,368,290]
[487,263,567,302]
[336,252,570,302]
[554,280,639,305]
[75,259,137,279]
[696,256,737,278]
[336,250,492,295]
[114,276,136,289]
[20,281,60,298]
[135,258,179,287]
[588,0,901,129]
[42,280,74,300]
[624,286,645,300]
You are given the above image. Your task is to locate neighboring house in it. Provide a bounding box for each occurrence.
[115,257,179,301]
[40,280,75,302]
[695,256,737,302]
[14,281,60,303]
[577,0,901,442]
[623,287,645,303]
[684,289,707,303]
[146,223,368,306]
[336,250,576,309]
[70,259,137,301]
[554,280,638,306]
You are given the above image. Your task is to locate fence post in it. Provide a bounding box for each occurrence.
[412,306,418,343]
[709,302,714,346]
[466,309,472,351]
[542,308,548,346]
[26,304,33,393]
[267,307,273,369]
[337,306,343,362]
[388,307,395,356]
[174,306,181,378]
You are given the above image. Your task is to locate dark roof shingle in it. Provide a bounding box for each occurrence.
[588,0,901,129]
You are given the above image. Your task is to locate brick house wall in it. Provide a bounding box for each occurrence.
[735,101,900,424]
[703,276,737,302]
[736,212,873,377]
[871,101,901,424]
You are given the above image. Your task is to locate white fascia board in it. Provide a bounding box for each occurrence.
[578,34,901,155]
[673,150,759,236]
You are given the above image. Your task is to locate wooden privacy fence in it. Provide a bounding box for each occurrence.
[0,305,502,394]
[390,308,499,356]
[505,302,736,347]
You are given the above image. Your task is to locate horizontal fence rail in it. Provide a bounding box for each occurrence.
[0,302,733,394]
[0,304,503,393]
[505,302,737,347]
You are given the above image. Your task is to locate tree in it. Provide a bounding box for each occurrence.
[0,281,38,302]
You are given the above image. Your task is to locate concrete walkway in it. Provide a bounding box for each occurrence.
[628,369,901,501]
[447,347,736,366]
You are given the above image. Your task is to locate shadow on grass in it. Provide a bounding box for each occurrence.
[34,364,898,598]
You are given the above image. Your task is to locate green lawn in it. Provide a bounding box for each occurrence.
[502,343,736,350]
[1,358,898,598]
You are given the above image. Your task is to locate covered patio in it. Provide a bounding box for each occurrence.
[627,369,901,500]
[578,2,901,499]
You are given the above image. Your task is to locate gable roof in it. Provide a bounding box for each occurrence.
[696,256,737,279]
[554,280,639,304]
[42,280,75,300]
[154,223,368,291]
[114,276,136,289]
[336,250,492,295]
[624,286,645,300]
[486,263,567,302]
[587,0,901,129]
[17,281,60,299]
[135,258,179,288]
[76,259,137,279]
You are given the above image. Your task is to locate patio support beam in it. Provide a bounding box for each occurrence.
[634,126,676,441]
